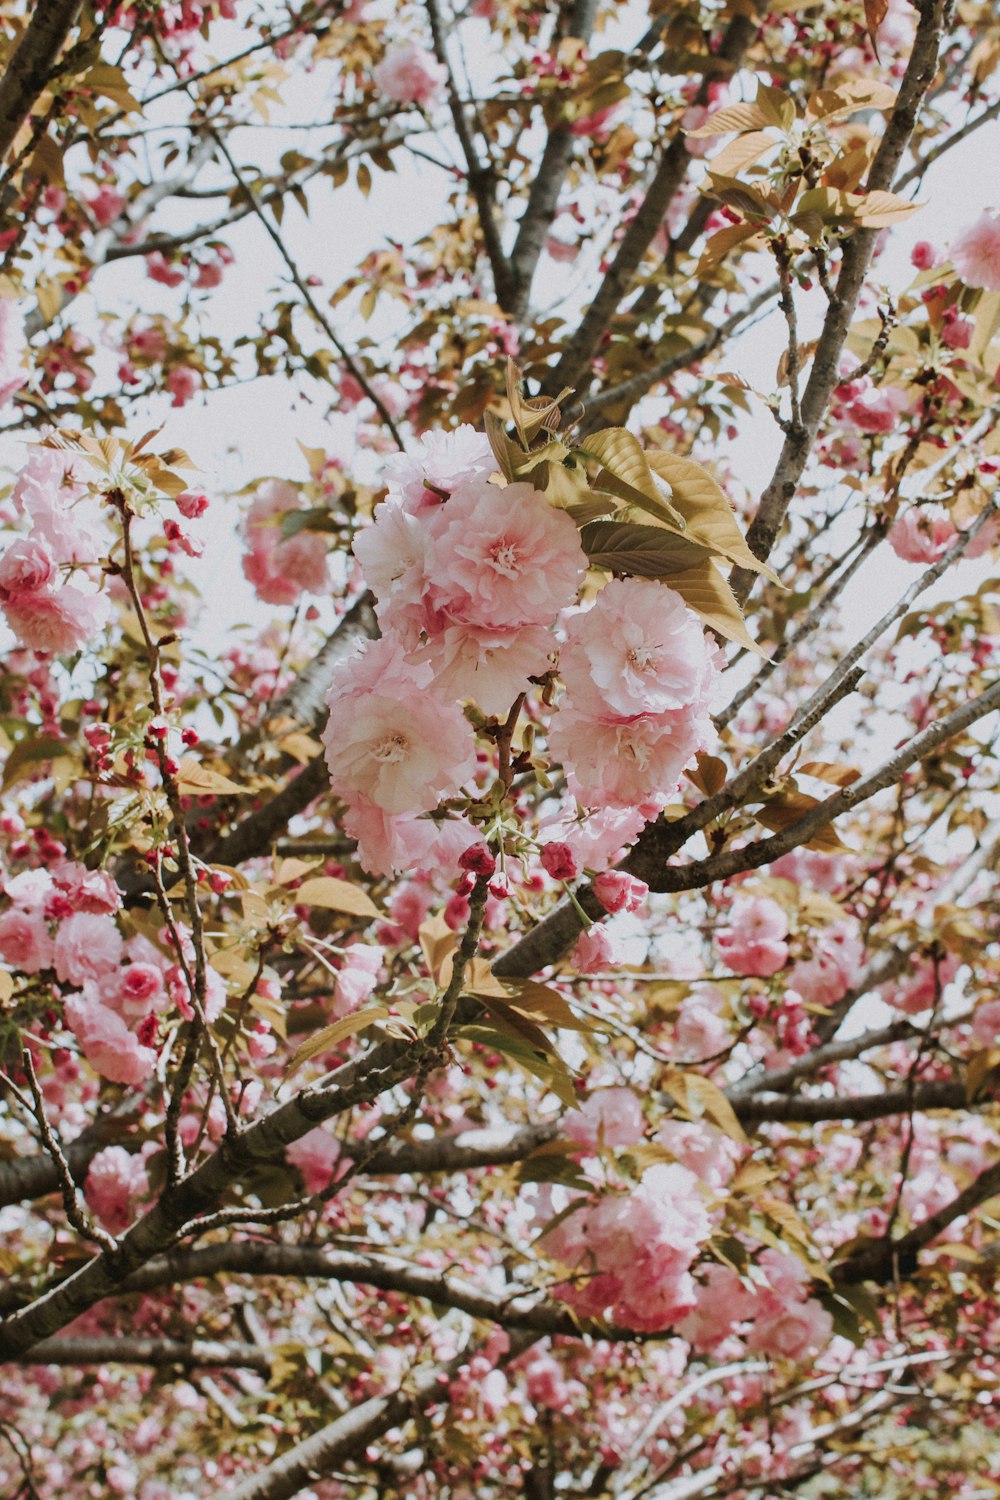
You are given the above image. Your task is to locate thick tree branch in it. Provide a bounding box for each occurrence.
[738,1078,970,1124]
[425,0,516,310]
[506,0,599,321]
[224,1341,479,1500]
[15,1336,272,1372]
[0,0,82,163]
[834,1152,1000,1285]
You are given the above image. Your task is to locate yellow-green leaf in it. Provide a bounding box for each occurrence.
[582,520,710,577]
[287,1006,392,1074]
[175,757,246,797]
[577,428,686,529]
[645,451,780,582]
[685,100,772,137]
[806,78,897,121]
[665,560,764,654]
[294,877,378,919]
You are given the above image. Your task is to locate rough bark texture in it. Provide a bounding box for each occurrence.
[0,0,82,161]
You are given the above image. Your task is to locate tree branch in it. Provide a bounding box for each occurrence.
[224,1341,479,1500]
[0,0,82,163]
[541,10,759,397]
[728,0,952,605]
[14,1337,272,1372]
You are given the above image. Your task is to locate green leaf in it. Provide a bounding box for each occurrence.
[582,520,710,577]
[2,736,71,791]
[664,560,764,654]
[645,451,781,582]
[576,427,686,528]
[287,1006,392,1075]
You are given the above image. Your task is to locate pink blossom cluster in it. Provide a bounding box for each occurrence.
[334,429,720,878]
[0,446,109,654]
[680,1249,832,1361]
[326,428,585,873]
[544,1163,712,1332]
[949,211,1000,291]
[242,478,331,604]
[84,1145,151,1233]
[717,895,789,977]
[0,861,226,1086]
[373,41,447,108]
[550,577,718,814]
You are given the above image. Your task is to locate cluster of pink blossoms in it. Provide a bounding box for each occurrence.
[0,862,225,1086]
[544,1163,712,1332]
[373,41,447,108]
[241,478,331,605]
[83,1144,151,1233]
[0,446,109,654]
[680,1249,832,1361]
[551,577,718,814]
[327,428,719,877]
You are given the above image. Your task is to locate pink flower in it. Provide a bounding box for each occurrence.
[882,954,958,1014]
[674,991,729,1060]
[353,498,435,644]
[430,481,586,631]
[0,907,54,972]
[84,1145,150,1232]
[560,578,715,717]
[546,1163,711,1332]
[888,506,958,563]
[52,912,123,987]
[13,446,94,564]
[64,992,157,1086]
[571,923,621,972]
[678,1263,756,1352]
[146,251,184,287]
[419,620,554,716]
[963,513,1000,559]
[334,943,384,1012]
[1,582,108,654]
[0,300,26,406]
[52,861,121,914]
[717,896,789,977]
[550,699,712,814]
[286,1126,341,1193]
[0,537,56,596]
[105,963,165,1023]
[343,798,481,878]
[381,425,493,510]
[176,490,209,519]
[545,234,579,263]
[950,211,1000,291]
[242,478,330,605]
[166,366,201,407]
[564,1088,645,1150]
[373,42,447,108]
[543,806,647,875]
[323,636,475,815]
[972,999,1000,1048]
[540,842,579,880]
[745,1294,833,1362]
[911,240,938,270]
[593,871,648,915]
[87,187,126,227]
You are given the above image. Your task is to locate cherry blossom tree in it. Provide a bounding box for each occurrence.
[0,0,999,1495]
